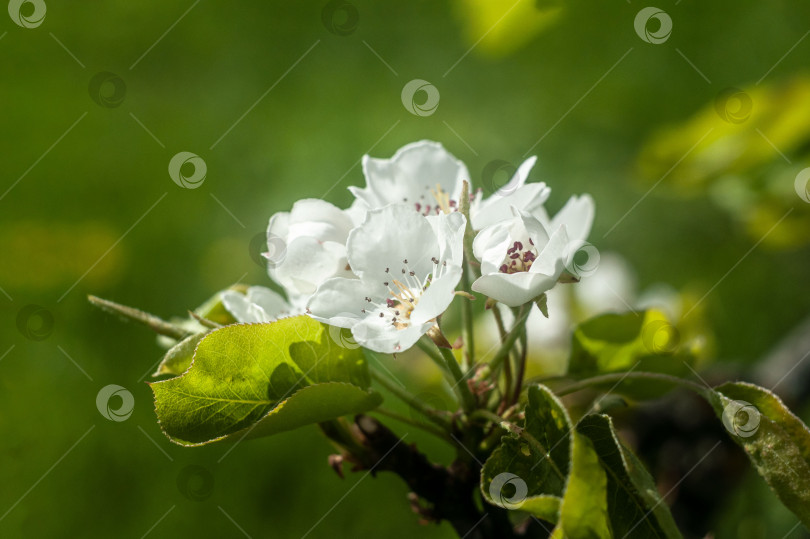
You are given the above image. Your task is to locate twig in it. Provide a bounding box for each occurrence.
[88,295,189,340]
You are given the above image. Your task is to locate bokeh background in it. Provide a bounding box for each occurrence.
[2,1,810,537]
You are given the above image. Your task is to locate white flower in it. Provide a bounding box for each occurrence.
[534,194,595,244]
[266,199,359,306]
[349,140,549,230]
[220,286,297,323]
[471,209,569,307]
[307,204,466,354]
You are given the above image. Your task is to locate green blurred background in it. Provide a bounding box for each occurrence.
[2,1,810,537]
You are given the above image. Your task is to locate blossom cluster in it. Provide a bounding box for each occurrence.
[222,141,594,354]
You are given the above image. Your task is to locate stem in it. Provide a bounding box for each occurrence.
[438,346,478,414]
[491,304,508,342]
[487,304,531,374]
[459,265,476,373]
[353,415,522,538]
[318,418,368,457]
[457,180,478,373]
[417,337,448,371]
[554,371,710,398]
[370,370,452,430]
[511,320,529,406]
[88,295,189,340]
[371,408,454,443]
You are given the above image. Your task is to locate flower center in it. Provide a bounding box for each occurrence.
[362,257,446,332]
[499,239,537,274]
[408,183,479,216]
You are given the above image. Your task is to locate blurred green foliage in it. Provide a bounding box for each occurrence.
[2,1,810,537]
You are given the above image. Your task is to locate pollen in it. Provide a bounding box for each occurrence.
[499,240,538,274]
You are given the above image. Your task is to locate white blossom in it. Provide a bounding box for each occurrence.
[307,204,466,354]
[471,208,569,307]
[221,286,297,323]
[349,140,549,230]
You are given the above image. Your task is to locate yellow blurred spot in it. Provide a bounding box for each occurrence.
[637,74,810,248]
[453,0,562,57]
[0,221,123,290]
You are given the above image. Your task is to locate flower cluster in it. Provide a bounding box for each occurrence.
[224,140,594,354]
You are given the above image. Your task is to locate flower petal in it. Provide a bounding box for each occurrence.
[347,204,440,286]
[529,224,569,277]
[358,141,470,209]
[272,236,352,297]
[246,286,293,318]
[471,271,558,307]
[307,278,387,328]
[410,264,462,325]
[221,286,292,323]
[286,198,355,244]
[472,182,550,230]
[472,220,512,275]
[427,211,467,267]
[351,314,432,354]
[551,194,594,243]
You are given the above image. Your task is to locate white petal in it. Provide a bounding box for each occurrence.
[267,211,290,243]
[471,272,558,307]
[472,183,550,230]
[351,314,431,354]
[410,264,462,325]
[286,198,355,244]
[220,290,256,323]
[359,141,470,209]
[307,278,387,328]
[427,211,467,267]
[245,286,292,319]
[220,287,291,323]
[273,237,351,297]
[529,224,569,277]
[472,220,511,274]
[347,204,440,286]
[550,194,595,243]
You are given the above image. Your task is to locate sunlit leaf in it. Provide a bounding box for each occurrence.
[150,316,381,446]
[708,382,810,527]
[568,310,695,382]
[154,331,207,376]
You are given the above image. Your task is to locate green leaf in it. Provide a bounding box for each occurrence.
[568,310,695,381]
[153,331,208,377]
[708,382,810,527]
[577,414,682,539]
[554,431,611,539]
[150,316,381,446]
[481,385,611,537]
[480,385,570,522]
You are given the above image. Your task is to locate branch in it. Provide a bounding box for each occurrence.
[353,415,529,539]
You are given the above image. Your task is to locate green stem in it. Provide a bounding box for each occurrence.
[318,418,368,457]
[88,295,190,340]
[487,304,530,374]
[370,370,452,430]
[554,371,710,398]
[439,346,478,413]
[511,320,529,406]
[457,180,479,373]
[371,407,453,443]
[417,337,452,377]
[459,265,475,373]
